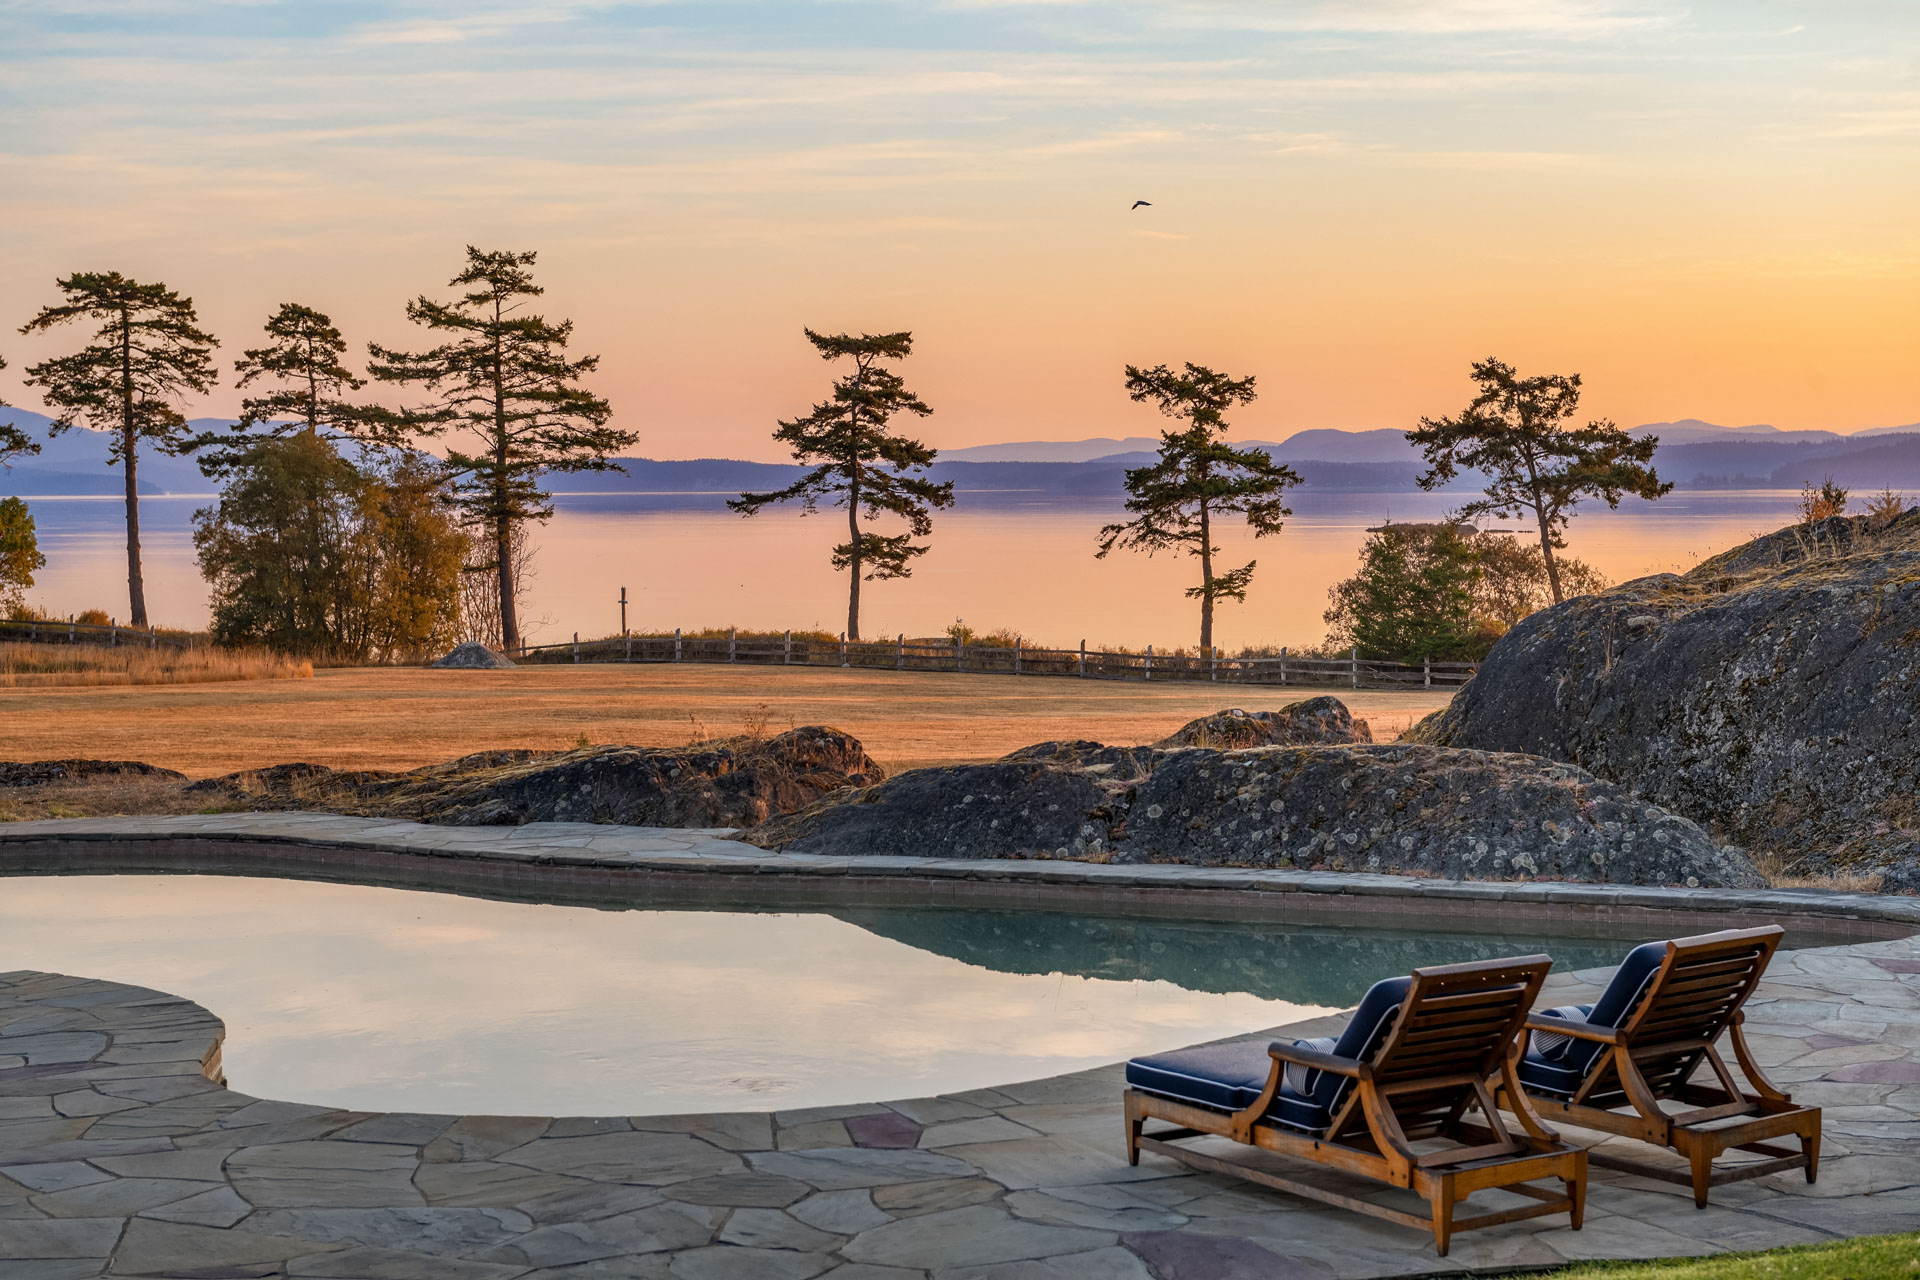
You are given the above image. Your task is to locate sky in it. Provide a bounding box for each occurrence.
[1,1,1915,462]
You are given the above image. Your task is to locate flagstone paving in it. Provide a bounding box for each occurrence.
[1,815,1917,1275]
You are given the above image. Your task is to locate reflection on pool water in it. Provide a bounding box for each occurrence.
[0,874,1643,1115]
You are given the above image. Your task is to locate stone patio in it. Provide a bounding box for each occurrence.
[1,816,1917,1277]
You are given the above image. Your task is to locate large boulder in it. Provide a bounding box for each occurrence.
[430,642,515,669]
[752,730,1762,887]
[1408,508,1920,882]
[1155,697,1373,749]
[193,727,882,828]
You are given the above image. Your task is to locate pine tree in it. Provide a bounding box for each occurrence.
[1097,362,1301,651]
[367,247,631,652]
[729,329,953,640]
[0,355,42,473]
[19,273,219,626]
[195,302,393,476]
[1409,358,1669,603]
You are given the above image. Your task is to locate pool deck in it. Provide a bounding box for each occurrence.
[1,815,1918,1278]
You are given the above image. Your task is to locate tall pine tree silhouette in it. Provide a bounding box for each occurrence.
[368,247,631,652]
[730,329,953,640]
[21,273,219,626]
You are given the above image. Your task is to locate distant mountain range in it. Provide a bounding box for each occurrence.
[4,409,1918,499]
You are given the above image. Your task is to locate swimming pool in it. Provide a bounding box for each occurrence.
[1,873,1650,1115]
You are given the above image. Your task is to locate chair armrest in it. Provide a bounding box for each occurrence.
[1269,1041,1365,1078]
[1525,1014,1621,1045]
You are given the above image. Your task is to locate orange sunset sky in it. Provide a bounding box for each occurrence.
[2,1,1915,461]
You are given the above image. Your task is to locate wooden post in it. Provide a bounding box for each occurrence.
[572,632,580,663]
[784,629,792,664]
[624,630,632,661]
[148,625,155,649]
[1351,645,1359,689]
[1078,639,1086,677]
[1424,654,1431,689]
[1013,638,1022,675]
[839,632,848,667]
[674,628,682,662]
[729,627,737,663]
[1145,644,1153,682]
[618,586,627,638]
[1210,645,1218,681]
[69,618,75,642]
[956,638,964,672]
[897,634,904,670]
[111,625,118,647]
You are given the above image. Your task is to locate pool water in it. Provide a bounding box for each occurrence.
[0,874,1640,1115]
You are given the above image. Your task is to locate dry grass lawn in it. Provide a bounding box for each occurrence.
[0,663,1455,777]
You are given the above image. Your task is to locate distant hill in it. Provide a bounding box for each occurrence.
[6,408,1919,501]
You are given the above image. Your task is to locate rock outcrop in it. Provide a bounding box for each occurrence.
[430,642,516,669]
[1407,508,1920,881]
[1153,697,1373,749]
[191,728,882,828]
[751,722,1761,887]
[0,759,186,787]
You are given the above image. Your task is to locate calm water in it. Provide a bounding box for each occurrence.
[17,489,1802,648]
[0,874,1640,1115]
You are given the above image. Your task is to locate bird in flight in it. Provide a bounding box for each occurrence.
[1131,200,1152,210]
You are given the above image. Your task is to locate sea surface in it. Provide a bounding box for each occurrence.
[14,488,1803,649]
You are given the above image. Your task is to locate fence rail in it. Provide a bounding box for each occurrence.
[0,618,191,651]
[514,629,1477,690]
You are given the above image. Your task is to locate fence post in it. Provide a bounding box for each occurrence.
[955,638,963,672]
[1351,646,1359,689]
[897,634,904,670]
[1145,644,1153,682]
[1424,654,1431,689]
[111,625,118,647]
[624,630,632,661]
[784,629,792,665]
[149,625,155,649]
[674,628,682,662]
[1078,639,1086,678]
[1279,645,1287,686]
[1013,638,1021,675]
[729,627,737,663]
[573,632,580,663]
[69,618,75,642]
[839,633,848,667]
[1210,645,1218,681]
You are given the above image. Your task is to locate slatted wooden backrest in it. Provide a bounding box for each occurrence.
[1599,926,1782,1102]
[1327,955,1551,1142]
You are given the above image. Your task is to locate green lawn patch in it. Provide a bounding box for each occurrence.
[1544,1234,1919,1280]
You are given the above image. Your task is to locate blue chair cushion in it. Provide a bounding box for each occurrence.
[1550,941,1667,1075]
[1127,974,1413,1136]
[1125,1039,1333,1134]
[1517,1047,1587,1099]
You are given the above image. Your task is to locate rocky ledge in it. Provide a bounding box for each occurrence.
[1409,508,1920,882]
[751,726,1763,889]
[189,727,883,828]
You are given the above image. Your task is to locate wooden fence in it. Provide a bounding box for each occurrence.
[516,629,1477,690]
[0,617,192,651]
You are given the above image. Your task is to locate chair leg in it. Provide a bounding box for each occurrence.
[1688,1141,1714,1209]
[1803,1124,1820,1185]
[1568,1164,1586,1232]
[1430,1176,1455,1257]
[1123,1102,1143,1167]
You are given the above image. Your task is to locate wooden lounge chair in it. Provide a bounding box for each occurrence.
[1124,956,1585,1256]
[1500,926,1819,1208]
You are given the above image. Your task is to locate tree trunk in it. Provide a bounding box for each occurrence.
[845,470,862,642]
[1532,499,1564,604]
[1196,498,1213,652]
[496,514,518,654]
[119,313,147,627]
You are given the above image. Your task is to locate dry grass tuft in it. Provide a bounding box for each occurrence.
[1751,849,1884,893]
[0,642,312,689]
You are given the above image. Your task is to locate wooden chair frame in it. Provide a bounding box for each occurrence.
[1497,927,1820,1208]
[1125,957,1586,1256]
